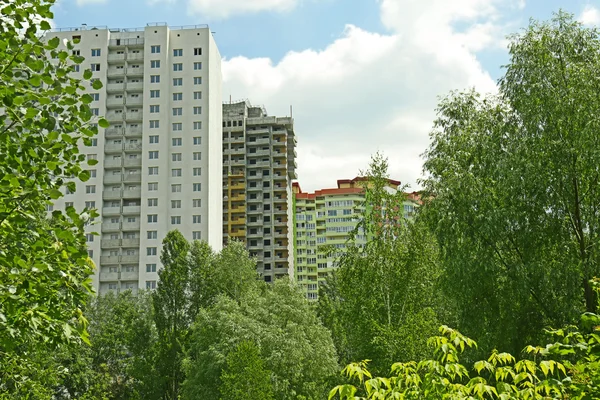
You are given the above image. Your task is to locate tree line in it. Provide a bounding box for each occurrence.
[2,1,600,398]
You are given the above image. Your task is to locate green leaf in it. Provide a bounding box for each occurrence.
[83,69,92,80]
[47,36,60,49]
[40,21,51,31]
[78,170,90,182]
[92,80,103,90]
[98,118,109,128]
[48,188,62,199]
[87,159,98,166]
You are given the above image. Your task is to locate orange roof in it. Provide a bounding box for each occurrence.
[337,176,402,187]
[294,176,402,200]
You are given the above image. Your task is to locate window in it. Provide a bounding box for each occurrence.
[150,120,159,128]
[171,184,181,193]
[193,106,201,115]
[146,263,157,272]
[147,247,157,256]
[194,47,202,56]
[146,281,157,290]
[193,121,202,130]
[193,62,202,70]
[193,167,201,176]
[193,91,202,100]
[172,107,182,116]
[148,167,158,175]
[171,200,181,209]
[192,231,201,240]
[147,231,157,239]
[127,216,136,223]
[150,89,160,98]
[148,198,158,207]
[193,215,201,224]
[90,108,99,116]
[148,214,158,223]
[193,77,202,85]
[193,137,201,145]
[151,45,160,53]
[171,216,181,225]
[91,93,100,101]
[149,135,159,144]
[172,123,182,131]
[109,283,117,290]
[65,202,74,209]
[193,199,201,208]
[85,233,94,242]
[91,48,101,57]
[173,48,182,57]
[149,105,159,113]
[72,49,80,56]
[193,183,201,192]
[87,154,97,161]
[91,63,101,71]
[150,60,160,68]
[173,93,182,101]
[88,169,97,178]
[85,185,96,194]
[85,201,95,209]
[173,78,182,86]
[172,138,182,146]
[173,63,183,71]
[148,151,158,159]
[148,182,158,191]
[150,75,160,83]
[193,152,201,160]
[172,168,182,177]
[72,65,80,72]
[172,153,182,161]
[89,138,98,146]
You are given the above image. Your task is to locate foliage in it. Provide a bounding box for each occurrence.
[87,290,160,399]
[0,0,107,392]
[318,153,442,372]
[183,279,339,400]
[219,340,275,400]
[421,12,600,354]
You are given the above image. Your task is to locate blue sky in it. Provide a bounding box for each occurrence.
[53,0,600,191]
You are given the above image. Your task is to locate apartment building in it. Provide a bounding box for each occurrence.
[45,24,223,295]
[222,100,297,282]
[293,178,419,300]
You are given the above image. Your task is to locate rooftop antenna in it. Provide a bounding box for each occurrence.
[290,105,293,118]
[230,95,232,105]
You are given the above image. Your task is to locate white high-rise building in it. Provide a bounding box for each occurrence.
[46,24,223,295]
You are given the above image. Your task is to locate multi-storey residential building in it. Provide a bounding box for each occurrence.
[45,24,223,295]
[293,178,419,300]
[222,100,297,282]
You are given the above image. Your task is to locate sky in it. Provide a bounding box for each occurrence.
[52,0,600,192]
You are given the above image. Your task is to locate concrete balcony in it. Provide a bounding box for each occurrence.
[228,148,246,155]
[125,112,142,122]
[100,256,120,265]
[126,52,144,61]
[121,238,140,247]
[122,205,141,215]
[125,97,143,106]
[230,205,245,213]
[106,98,124,108]
[126,67,144,77]
[101,239,121,249]
[126,82,143,91]
[273,196,287,203]
[107,69,125,78]
[102,190,122,200]
[105,112,124,122]
[247,220,262,226]
[122,221,141,231]
[121,255,140,264]
[230,194,245,202]
[104,158,122,169]
[107,53,126,63]
[104,143,123,153]
[104,127,123,138]
[247,185,262,192]
[124,143,142,152]
[250,150,270,157]
[103,174,123,184]
[101,222,121,232]
[125,126,142,137]
[123,173,141,183]
[274,220,288,227]
[99,272,119,281]
[122,188,141,199]
[106,83,125,92]
[248,161,270,168]
[124,158,141,167]
[102,207,121,216]
[120,271,138,281]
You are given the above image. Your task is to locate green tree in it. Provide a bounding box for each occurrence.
[219,340,274,400]
[319,153,442,373]
[153,230,192,399]
[183,279,339,400]
[421,12,600,354]
[0,0,106,392]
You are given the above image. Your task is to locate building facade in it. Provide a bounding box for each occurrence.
[293,178,418,300]
[222,101,297,282]
[46,24,223,295]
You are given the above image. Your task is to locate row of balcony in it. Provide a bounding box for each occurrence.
[99,271,139,282]
[107,53,145,63]
[106,97,143,107]
[104,158,142,168]
[102,188,142,200]
[106,68,144,78]
[102,205,141,216]
[105,126,143,138]
[106,82,143,93]
[104,142,143,153]
[100,238,140,248]
[99,254,140,265]
[101,221,141,232]
[105,111,143,122]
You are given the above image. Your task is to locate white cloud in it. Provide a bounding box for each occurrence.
[579,5,600,26]
[187,0,301,19]
[222,0,517,192]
